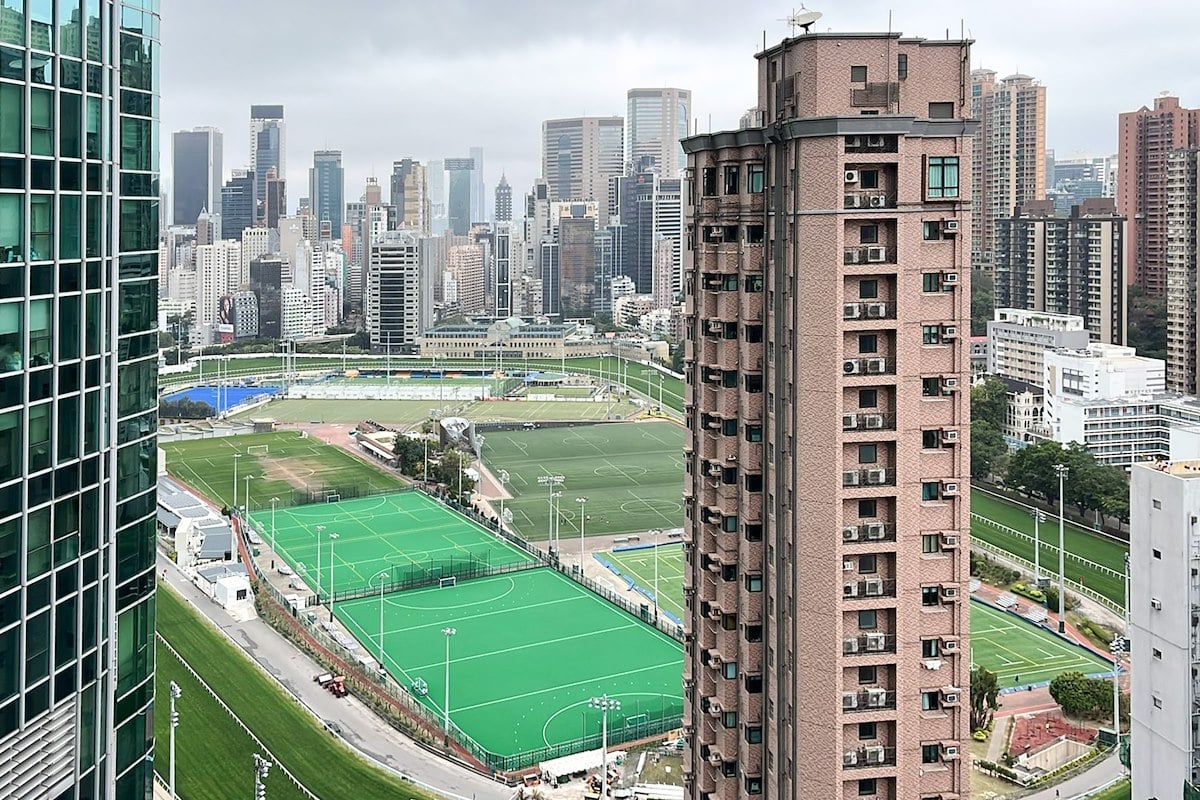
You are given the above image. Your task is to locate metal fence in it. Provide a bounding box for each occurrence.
[248,481,416,513]
[331,555,540,603]
[972,538,1124,616]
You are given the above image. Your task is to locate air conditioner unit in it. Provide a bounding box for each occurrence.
[843,471,861,487]
[941,271,959,285]
[864,745,886,764]
[941,325,958,339]
[943,377,960,389]
[864,414,885,429]
[843,413,859,429]
[941,637,959,653]
[707,320,723,332]
[707,420,722,429]
[843,638,861,654]
[843,751,859,767]
[864,578,884,596]
[941,429,959,443]
[846,136,863,148]
[844,249,862,264]
[942,219,960,234]
[866,468,888,485]
[844,359,863,375]
[844,302,863,320]
[941,534,959,549]
[843,692,860,710]
[941,744,960,760]
[865,633,886,652]
[843,525,861,542]
[845,194,862,208]
[867,688,888,707]
[866,302,888,318]
[844,582,860,598]
[869,195,887,208]
[707,752,724,766]
[942,481,960,496]
[866,358,888,374]
[845,170,860,184]
[707,700,723,716]
[707,226,725,239]
[1152,598,1163,610]
[843,560,855,572]
[941,585,960,600]
[867,135,885,148]
[865,522,886,540]
[866,246,887,262]
[941,688,961,705]
[708,465,723,476]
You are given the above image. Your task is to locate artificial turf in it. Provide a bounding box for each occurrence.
[600,544,687,623]
[335,567,684,766]
[161,430,407,510]
[155,587,438,800]
[970,600,1112,687]
[482,420,685,540]
[254,490,535,597]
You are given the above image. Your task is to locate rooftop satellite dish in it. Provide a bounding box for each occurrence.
[783,7,822,36]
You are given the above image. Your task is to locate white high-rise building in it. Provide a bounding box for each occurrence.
[240,227,274,286]
[987,308,1091,386]
[195,241,241,331]
[280,286,313,340]
[627,87,691,175]
[652,177,683,300]
[367,231,422,350]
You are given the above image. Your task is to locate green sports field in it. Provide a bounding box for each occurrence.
[230,397,639,425]
[601,544,686,624]
[970,601,1111,686]
[252,491,534,597]
[483,421,685,540]
[335,568,683,766]
[161,431,406,509]
[971,490,1128,606]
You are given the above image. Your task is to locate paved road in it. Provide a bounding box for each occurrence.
[1025,752,1126,799]
[158,555,512,800]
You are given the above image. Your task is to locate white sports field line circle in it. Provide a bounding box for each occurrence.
[382,576,517,611]
[540,692,686,747]
[619,500,682,515]
[593,464,648,479]
[561,434,609,447]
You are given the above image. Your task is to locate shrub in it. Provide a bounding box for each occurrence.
[973,729,988,741]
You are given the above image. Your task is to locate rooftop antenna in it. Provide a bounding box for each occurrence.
[781,6,822,37]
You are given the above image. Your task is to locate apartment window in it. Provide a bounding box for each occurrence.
[745,624,762,642]
[858,610,877,630]
[858,389,878,409]
[859,169,879,190]
[1152,499,1162,509]
[745,424,763,442]
[928,102,955,119]
[921,743,941,763]
[745,275,763,292]
[746,224,764,244]
[721,563,738,582]
[921,691,941,711]
[745,524,763,542]
[722,613,738,630]
[744,324,763,343]
[721,274,739,291]
[921,482,941,502]
[923,221,943,241]
[857,499,876,517]
[722,515,738,533]
[1153,648,1162,660]
[745,726,762,744]
[922,430,941,449]
[858,554,877,574]
[858,665,877,684]
[922,377,941,397]
[926,156,960,199]
[1153,549,1162,559]
[744,375,763,393]
[1153,697,1162,709]
[858,722,877,740]
[922,271,942,291]
[858,334,878,354]
[745,575,763,592]
[858,444,878,464]
[860,224,879,244]
[921,638,940,658]
[722,661,738,680]
[723,165,740,195]
[921,586,941,606]
[897,53,908,79]
[722,711,738,728]
[721,761,737,778]
[722,418,738,436]
[860,279,878,299]
[744,777,762,795]
[922,325,942,345]
[748,163,764,193]
[701,167,717,196]
[922,533,942,554]
[851,65,868,83]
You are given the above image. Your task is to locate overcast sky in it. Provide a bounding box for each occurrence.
[161,0,1200,215]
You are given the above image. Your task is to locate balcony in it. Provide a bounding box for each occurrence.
[842,687,898,712]
[843,745,897,769]
[841,467,895,489]
[843,245,896,266]
[843,300,896,322]
[843,633,896,656]
[843,577,897,600]
[842,356,895,377]
[842,520,895,544]
[842,411,896,433]
[843,189,896,211]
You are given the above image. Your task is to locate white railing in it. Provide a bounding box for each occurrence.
[970,539,1124,616]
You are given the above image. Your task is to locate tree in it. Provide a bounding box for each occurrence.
[670,343,684,373]
[431,448,476,505]
[971,420,1008,479]
[971,269,994,336]
[971,376,1008,430]
[1126,286,1166,360]
[970,666,1001,731]
[1049,671,1096,716]
[1005,441,1100,509]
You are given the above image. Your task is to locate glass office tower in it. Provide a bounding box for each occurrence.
[0,2,160,799]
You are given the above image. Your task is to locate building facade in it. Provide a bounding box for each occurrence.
[681,30,972,800]
[627,87,692,176]
[986,308,1090,386]
[994,199,1127,345]
[970,70,1046,272]
[445,158,474,236]
[172,127,223,225]
[1118,94,1200,293]
[1166,148,1200,394]
[494,174,513,223]
[0,3,160,799]
[308,150,344,234]
[219,168,255,240]
[542,116,624,226]
[366,231,422,351]
[389,158,429,235]
[249,104,285,220]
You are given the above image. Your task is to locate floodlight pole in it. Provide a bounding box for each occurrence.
[328,532,340,621]
[232,453,242,515]
[537,475,565,558]
[243,474,253,518]
[1029,508,1046,584]
[269,497,279,569]
[442,627,457,741]
[1054,463,1069,633]
[589,695,621,800]
[1111,636,1125,774]
[252,754,271,800]
[315,525,325,603]
[499,470,510,529]
[168,681,181,800]
[652,528,663,623]
[576,497,589,573]
[373,570,389,673]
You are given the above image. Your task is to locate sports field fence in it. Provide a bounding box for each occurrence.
[246,481,417,512]
[330,554,540,604]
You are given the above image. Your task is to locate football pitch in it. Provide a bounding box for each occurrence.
[600,544,686,624]
[483,421,685,539]
[161,431,406,509]
[970,601,1112,686]
[336,568,683,767]
[230,397,639,425]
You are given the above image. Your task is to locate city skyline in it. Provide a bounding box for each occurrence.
[160,0,1200,213]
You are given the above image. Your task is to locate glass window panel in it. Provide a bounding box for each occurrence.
[0,517,16,593]
[29,193,50,259]
[59,160,80,190]
[119,117,149,171]
[29,0,51,51]
[57,292,79,360]
[25,611,50,681]
[0,194,22,263]
[115,597,154,695]
[27,507,50,579]
[0,407,18,480]
[59,194,79,259]
[0,0,25,46]
[28,296,49,364]
[29,52,52,85]
[0,264,20,297]
[55,595,76,667]
[29,158,51,189]
[57,394,78,462]
[0,45,22,79]
[59,0,82,57]
[60,57,82,89]
[85,0,100,61]
[0,83,23,154]
[119,33,152,91]
[28,400,49,471]
[30,87,53,156]
[0,301,20,372]
[60,92,81,158]
[119,199,155,252]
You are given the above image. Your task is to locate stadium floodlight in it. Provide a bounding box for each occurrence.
[269,497,280,569]
[652,529,664,623]
[253,754,272,800]
[442,627,457,740]
[1111,636,1126,774]
[537,475,565,556]
[243,474,254,517]
[1028,507,1047,584]
[589,695,621,800]
[372,570,389,673]
[314,525,326,603]
[328,532,340,621]
[576,497,589,574]
[169,681,181,800]
[1053,462,1069,632]
[232,453,243,515]
[499,470,510,529]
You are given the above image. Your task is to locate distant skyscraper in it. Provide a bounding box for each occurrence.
[653,177,683,300]
[366,231,423,350]
[971,70,1047,272]
[495,174,513,222]
[220,168,256,239]
[1165,148,1200,393]
[542,116,624,226]
[172,126,223,224]
[469,146,485,224]
[250,105,285,220]
[309,150,344,234]
[616,166,657,292]
[0,5,160,798]
[390,159,430,235]
[445,158,475,235]
[1118,94,1200,294]
[428,159,447,235]
[263,168,286,229]
[557,202,598,318]
[627,88,691,175]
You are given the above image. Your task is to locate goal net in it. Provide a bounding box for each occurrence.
[245,445,269,455]
[325,493,341,503]
[439,576,457,588]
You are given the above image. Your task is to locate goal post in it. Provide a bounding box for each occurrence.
[439,576,457,589]
[245,444,268,455]
[325,493,341,503]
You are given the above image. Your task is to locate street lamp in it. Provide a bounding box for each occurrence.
[314,524,326,603]
[269,497,280,569]
[243,474,254,518]
[538,475,565,555]
[589,695,621,800]
[168,681,181,800]
[652,528,664,623]
[371,570,389,673]
[1029,508,1047,585]
[499,470,510,528]
[232,453,243,515]
[252,754,272,800]
[1110,636,1125,774]
[576,497,589,572]
[328,532,340,621]
[1054,463,1069,633]
[442,627,457,740]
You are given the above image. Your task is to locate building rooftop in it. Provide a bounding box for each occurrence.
[1140,460,1200,478]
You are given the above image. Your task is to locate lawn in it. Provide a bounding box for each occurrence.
[970,600,1112,687]
[160,430,407,510]
[482,421,685,540]
[1090,781,1130,800]
[600,544,686,624]
[155,587,438,800]
[972,489,1128,607]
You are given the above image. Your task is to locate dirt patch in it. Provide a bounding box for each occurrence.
[260,456,321,491]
